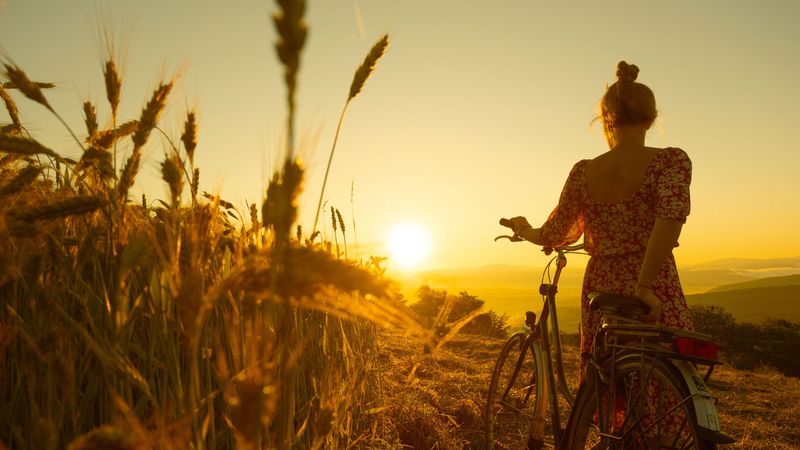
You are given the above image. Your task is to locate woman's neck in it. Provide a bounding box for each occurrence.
[609,126,647,151]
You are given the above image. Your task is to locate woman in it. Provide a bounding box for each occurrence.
[508,61,693,376]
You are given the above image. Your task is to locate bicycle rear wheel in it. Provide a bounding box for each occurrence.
[564,353,714,450]
[485,332,544,449]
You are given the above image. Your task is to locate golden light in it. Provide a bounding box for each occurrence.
[387,222,433,269]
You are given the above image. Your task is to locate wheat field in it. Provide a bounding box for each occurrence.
[0,1,437,448]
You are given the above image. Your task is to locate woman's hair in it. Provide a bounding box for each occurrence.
[599,61,657,145]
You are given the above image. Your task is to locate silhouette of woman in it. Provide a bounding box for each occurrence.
[508,61,693,376]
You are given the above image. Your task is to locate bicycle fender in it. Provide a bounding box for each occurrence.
[672,360,721,431]
[527,341,548,448]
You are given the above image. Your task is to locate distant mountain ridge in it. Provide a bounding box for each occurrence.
[684,256,800,271]
[394,256,800,328]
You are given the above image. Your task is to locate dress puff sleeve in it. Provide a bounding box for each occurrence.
[539,160,586,247]
[655,148,692,223]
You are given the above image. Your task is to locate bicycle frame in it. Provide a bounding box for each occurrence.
[524,246,583,448]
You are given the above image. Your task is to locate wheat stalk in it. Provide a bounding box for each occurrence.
[312,34,389,232]
[191,168,199,201]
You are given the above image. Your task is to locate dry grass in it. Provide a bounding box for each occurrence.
[379,329,800,449]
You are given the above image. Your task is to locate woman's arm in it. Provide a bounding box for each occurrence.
[636,217,684,320]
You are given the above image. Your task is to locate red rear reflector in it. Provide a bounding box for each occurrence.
[674,337,719,360]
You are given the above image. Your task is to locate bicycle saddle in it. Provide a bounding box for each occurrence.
[588,292,649,318]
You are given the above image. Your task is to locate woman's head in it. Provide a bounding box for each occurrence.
[599,61,657,146]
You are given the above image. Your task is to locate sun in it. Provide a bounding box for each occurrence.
[387,223,433,269]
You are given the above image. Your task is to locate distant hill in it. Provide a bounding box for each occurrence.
[708,274,800,293]
[393,257,800,329]
[687,284,800,323]
[685,256,800,271]
[677,269,755,294]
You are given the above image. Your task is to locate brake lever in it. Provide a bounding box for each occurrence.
[494,234,524,242]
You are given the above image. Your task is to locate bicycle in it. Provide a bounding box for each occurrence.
[485,218,735,449]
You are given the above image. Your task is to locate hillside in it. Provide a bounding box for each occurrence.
[708,274,800,293]
[379,330,800,449]
[687,285,800,323]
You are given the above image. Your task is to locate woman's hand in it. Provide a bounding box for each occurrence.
[509,216,533,234]
[635,286,662,322]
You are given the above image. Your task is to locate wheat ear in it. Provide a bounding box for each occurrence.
[118,82,173,201]
[161,154,184,208]
[273,0,308,157]
[3,63,85,150]
[0,135,60,159]
[181,111,197,165]
[335,208,347,259]
[0,165,41,197]
[104,60,122,118]
[2,64,51,110]
[13,195,105,222]
[0,83,22,133]
[83,101,99,139]
[312,34,389,232]
[348,34,389,101]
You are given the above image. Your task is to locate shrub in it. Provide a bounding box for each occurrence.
[410,286,509,339]
[690,305,800,377]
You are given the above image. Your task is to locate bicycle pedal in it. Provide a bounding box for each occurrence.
[525,311,537,328]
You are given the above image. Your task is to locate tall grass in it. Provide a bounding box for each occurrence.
[0,2,433,449]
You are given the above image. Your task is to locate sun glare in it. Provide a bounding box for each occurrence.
[388,223,433,269]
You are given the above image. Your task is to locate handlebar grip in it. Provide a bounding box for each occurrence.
[499,218,514,229]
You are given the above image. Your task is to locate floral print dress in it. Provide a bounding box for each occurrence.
[538,147,694,373]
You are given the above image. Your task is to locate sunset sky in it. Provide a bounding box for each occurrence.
[1,0,798,271]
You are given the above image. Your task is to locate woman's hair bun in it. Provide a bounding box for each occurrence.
[616,61,639,83]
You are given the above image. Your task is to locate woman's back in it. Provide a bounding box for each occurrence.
[584,146,663,203]
[540,147,692,257]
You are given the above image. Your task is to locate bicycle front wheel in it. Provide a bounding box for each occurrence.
[485,332,545,449]
[564,353,714,450]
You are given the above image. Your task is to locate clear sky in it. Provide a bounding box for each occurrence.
[1,0,798,270]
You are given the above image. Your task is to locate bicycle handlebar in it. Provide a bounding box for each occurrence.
[499,218,515,229]
[496,217,585,254]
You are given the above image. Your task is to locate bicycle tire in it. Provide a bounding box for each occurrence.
[563,353,715,450]
[485,332,543,449]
